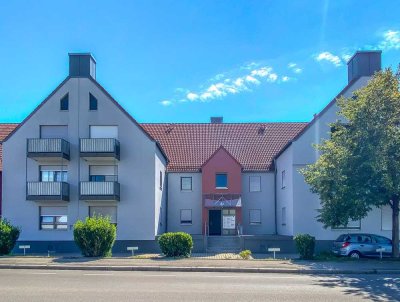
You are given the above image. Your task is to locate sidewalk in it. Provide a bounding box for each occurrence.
[0,253,399,274]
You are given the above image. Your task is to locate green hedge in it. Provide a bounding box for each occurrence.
[73,216,116,257]
[158,232,193,257]
[294,234,315,260]
[0,218,20,255]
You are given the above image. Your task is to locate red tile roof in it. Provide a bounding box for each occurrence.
[142,123,307,172]
[0,122,307,172]
[0,124,18,171]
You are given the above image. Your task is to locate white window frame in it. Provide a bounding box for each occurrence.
[39,207,68,231]
[249,176,261,192]
[180,177,193,191]
[249,209,261,225]
[180,209,192,225]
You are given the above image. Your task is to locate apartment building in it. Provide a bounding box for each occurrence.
[0,50,392,254]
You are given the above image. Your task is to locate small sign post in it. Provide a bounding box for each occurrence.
[268,247,281,259]
[127,246,139,256]
[19,245,30,256]
[376,248,385,259]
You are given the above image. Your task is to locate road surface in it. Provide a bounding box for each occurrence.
[0,269,398,301]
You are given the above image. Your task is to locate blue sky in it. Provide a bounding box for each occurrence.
[0,1,399,123]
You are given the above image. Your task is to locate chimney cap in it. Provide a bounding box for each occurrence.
[210,117,223,124]
[68,52,97,63]
[346,50,382,65]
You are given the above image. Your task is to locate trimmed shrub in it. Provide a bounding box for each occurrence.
[239,249,252,260]
[158,232,193,257]
[0,219,20,255]
[294,234,315,259]
[73,216,116,257]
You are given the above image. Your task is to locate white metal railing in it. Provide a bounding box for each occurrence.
[27,182,69,197]
[27,138,69,155]
[80,181,120,196]
[80,138,119,153]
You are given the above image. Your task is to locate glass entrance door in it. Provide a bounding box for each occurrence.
[222,209,236,235]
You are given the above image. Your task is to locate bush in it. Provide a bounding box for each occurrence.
[239,250,252,260]
[158,232,193,257]
[0,219,20,255]
[294,234,315,259]
[73,216,116,257]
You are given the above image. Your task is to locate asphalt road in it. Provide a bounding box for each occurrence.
[0,269,399,302]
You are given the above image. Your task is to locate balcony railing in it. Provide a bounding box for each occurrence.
[80,181,120,201]
[27,138,70,160]
[26,182,69,201]
[80,138,120,160]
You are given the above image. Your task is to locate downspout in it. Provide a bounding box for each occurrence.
[165,171,168,233]
[273,158,278,235]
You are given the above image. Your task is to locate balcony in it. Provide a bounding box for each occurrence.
[80,138,120,160]
[27,138,70,160]
[80,181,120,201]
[26,182,69,201]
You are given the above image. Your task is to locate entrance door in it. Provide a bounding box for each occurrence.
[209,210,221,235]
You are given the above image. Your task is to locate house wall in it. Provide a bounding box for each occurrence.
[2,77,163,250]
[155,148,167,235]
[241,172,275,235]
[290,76,392,241]
[167,173,203,235]
[0,171,2,217]
[275,146,294,236]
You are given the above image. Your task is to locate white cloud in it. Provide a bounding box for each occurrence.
[341,53,352,62]
[234,77,245,87]
[293,68,302,74]
[288,62,302,74]
[245,75,260,85]
[187,92,199,101]
[268,73,278,82]
[288,63,297,68]
[251,67,272,77]
[315,51,342,67]
[282,76,290,82]
[379,30,400,50]
[160,100,172,106]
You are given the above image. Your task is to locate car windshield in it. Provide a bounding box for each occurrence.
[336,234,349,242]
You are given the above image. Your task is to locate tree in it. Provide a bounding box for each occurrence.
[301,67,400,257]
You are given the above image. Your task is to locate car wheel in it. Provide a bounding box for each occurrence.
[349,251,361,259]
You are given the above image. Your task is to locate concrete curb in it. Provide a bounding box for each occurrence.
[0,264,399,274]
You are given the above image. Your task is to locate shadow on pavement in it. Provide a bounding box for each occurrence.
[315,274,400,302]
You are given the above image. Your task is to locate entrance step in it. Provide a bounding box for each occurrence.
[207,236,241,253]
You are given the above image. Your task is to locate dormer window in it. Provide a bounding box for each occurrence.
[216,173,228,189]
[60,94,69,111]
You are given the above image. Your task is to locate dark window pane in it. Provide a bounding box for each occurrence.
[216,173,227,188]
[89,93,98,110]
[90,175,106,182]
[60,94,69,111]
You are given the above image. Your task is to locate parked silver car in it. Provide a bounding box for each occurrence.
[332,233,393,258]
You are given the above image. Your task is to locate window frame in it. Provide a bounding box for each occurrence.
[159,171,163,190]
[89,93,98,111]
[215,173,228,189]
[39,207,68,231]
[180,177,193,191]
[60,93,69,111]
[249,176,261,192]
[281,170,286,189]
[180,209,192,225]
[89,206,117,225]
[249,209,262,225]
[281,207,287,226]
[331,219,361,230]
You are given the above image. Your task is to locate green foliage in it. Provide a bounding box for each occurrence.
[73,216,116,257]
[301,68,400,256]
[294,234,315,260]
[158,232,193,257]
[0,219,20,255]
[239,249,252,260]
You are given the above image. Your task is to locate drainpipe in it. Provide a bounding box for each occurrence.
[273,158,278,235]
[165,172,168,233]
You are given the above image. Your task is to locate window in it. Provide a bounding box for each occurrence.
[281,170,286,189]
[181,177,192,191]
[159,171,163,190]
[60,94,69,111]
[40,207,68,230]
[180,209,192,225]
[40,125,68,139]
[89,93,98,110]
[216,173,228,188]
[40,166,68,182]
[373,235,391,244]
[89,206,117,225]
[249,209,261,225]
[249,176,261,192]
[89,165,117,182]
[282,207,286,226]
[90,126,118,139]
